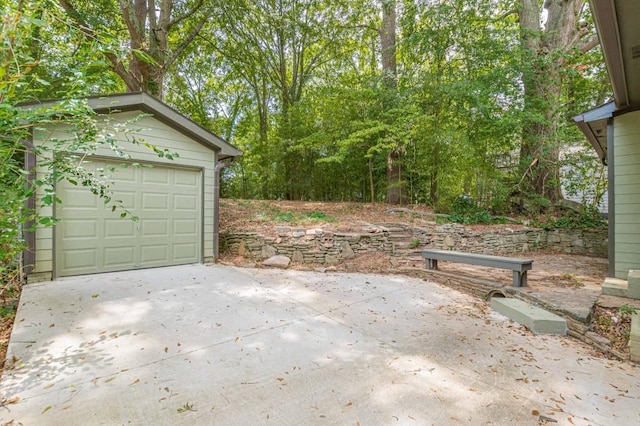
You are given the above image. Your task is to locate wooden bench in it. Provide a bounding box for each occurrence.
[421,249,534,287]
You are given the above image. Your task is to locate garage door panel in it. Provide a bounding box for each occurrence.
[142,167,170,184]
[60,248,98,272]
[173,194,197,210]
[142,192,169,210]
[103,247,136,268]
[173,243,197,261]
[113,191,137,209]
[140,219,169,237]
[60,187,101,209]
[140,245,169,263]
[104,219,136,238]
[60,219,98,239]
[111,165,137,182]
[173,219,197,236]
[174,169,198,186]
[56,161,202,277]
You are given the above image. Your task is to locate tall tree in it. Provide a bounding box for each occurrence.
[381,0,405,204]
[517,0,598,203]
[204,0,365,200]
[57,0,208,99]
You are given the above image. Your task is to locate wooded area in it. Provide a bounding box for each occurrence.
[2,0,611,220]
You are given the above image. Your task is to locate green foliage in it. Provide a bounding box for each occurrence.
[534,206,606,230]
[0,2,178,292]
[0,187,25,285]
[258,206,336,225]
[619,304,638,317]
[274,210,295,223]
[0,302,16,319]
[409,238,421,249]
[444,195,501,225]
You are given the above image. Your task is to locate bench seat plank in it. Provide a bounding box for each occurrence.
[421,249,534,287]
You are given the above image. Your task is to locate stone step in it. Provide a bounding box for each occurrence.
[602,277,629,298]
[627,270,640,299]
[490,298,567,335]
[602,271,640,300]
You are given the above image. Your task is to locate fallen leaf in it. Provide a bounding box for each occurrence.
[130,378,140,386]
[42,405,52,414]
[345,401,353,407]
[92,294,99,298]
[104,377,116,383]
[7,396,20,404]
[531,410,539,416]
[164,347,168,353]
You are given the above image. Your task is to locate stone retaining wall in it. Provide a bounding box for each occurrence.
[221,223,607,264]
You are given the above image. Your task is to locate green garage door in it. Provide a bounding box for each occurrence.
[55,160,202,277]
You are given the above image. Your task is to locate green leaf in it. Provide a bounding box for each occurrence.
[132,49,158,65]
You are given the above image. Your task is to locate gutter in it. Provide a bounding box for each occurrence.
[213,158,236,260]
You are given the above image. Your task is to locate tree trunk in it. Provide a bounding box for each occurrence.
[59,0,206,100]
[381,0,404,204]
[517,0,586,203]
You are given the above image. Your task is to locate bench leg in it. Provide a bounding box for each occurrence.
[512,271,527,287]
[426,259,438,270]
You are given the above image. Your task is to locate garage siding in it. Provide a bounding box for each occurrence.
[32,110,217,279]
[614,110,640,279]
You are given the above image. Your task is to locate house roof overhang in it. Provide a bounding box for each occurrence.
[23,92,243,160]
[573,101,615,164]
[576,1,640,160]
[590,0,640,109]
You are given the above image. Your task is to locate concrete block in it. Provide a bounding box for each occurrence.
[627,270,640,299]
[631,312,640,341]
[602,277,629,298]
[631,314,640,362]
[491,298,567,335]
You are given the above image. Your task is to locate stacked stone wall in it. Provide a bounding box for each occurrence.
[221,223,607,263]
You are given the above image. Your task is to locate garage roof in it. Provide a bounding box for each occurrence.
[26,92,242,160]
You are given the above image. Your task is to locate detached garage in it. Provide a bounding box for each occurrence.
[25,93,242,281]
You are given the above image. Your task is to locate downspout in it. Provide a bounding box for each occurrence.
[213,158,235,260]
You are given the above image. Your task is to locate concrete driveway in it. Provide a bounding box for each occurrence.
[1,265,639,425]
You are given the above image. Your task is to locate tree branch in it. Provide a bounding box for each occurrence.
[163,16,206,71]
[579,36,600,54]
[57,0,139,91]
[169,0,204,28]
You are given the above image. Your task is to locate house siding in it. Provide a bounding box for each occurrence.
[30,110,217,280]
[613,110,640,279]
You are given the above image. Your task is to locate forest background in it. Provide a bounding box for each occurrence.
[2,0,611,276]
